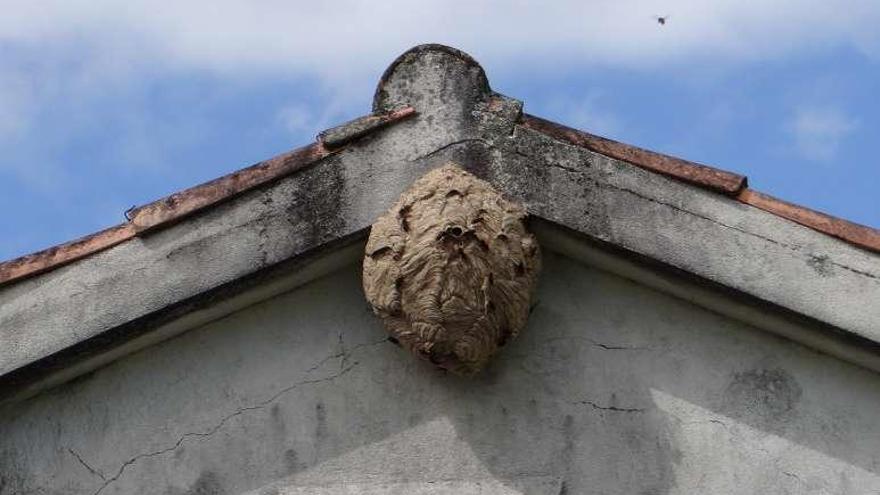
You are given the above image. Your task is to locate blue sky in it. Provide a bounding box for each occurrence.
[1,1,878,261]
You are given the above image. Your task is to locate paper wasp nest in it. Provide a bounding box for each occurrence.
[363,164,540,375]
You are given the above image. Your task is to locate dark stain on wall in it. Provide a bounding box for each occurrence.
[283,448,301,475]
[271,403,286,434]
[723,368,803,425]
[807,255,834,277]
[407,412,423,427]
[184,471,225,495]
[315,402,327,442]
[561,414,575,469]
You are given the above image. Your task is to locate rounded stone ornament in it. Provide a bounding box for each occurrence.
[363,163,541,375]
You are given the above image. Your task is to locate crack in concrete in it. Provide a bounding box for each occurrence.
[547,162,584,174]
[67,448,106,481]
[543,336,649,352]
[678,418,732,434]
[772,457,807,487]
[577,400,645,413]
[592,343,644,350]
[415,138,492,161]
[781,471,803,483]
[89,338,386,495]
[338,332,349,371]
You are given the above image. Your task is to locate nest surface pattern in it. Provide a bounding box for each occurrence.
[363,164,541,375]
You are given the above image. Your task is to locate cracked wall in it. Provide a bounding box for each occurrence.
[2,246,880,494]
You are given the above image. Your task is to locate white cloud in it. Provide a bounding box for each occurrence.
[0,71,35,142]
[789,106,857,162]
[540,91,624,137]
[277,104,314,135]
[1,1,879,80]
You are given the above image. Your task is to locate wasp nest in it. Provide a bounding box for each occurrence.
[363,163,541,375]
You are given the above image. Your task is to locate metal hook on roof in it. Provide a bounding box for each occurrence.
[124,205,137,222]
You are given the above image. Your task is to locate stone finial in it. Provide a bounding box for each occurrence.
[372,44,490,114]
[363,164,541,375]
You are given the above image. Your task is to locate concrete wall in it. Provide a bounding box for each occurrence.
[2,248,880,494]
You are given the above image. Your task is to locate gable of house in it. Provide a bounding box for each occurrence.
[1,44,879,494]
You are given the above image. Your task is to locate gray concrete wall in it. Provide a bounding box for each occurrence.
[2,248,880,494]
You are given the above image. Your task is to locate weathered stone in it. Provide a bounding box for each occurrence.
[363,163,540,375]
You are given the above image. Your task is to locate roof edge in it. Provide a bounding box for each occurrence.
[520,113,880,254]
[520,113,747,195]
[738,189,880,254]
[0,223,135,286]
[0,106,416,288]
[129,142,331,233]
[131,106,414,233]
